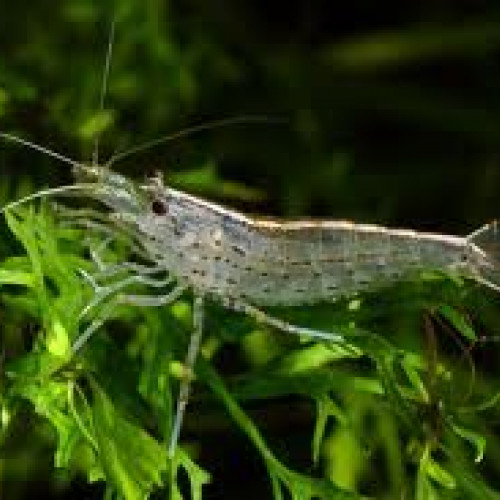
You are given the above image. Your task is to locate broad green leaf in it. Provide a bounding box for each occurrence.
[92,384,167,500]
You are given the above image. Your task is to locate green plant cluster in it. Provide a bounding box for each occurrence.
[0,204,499,499]
[2,1,500,498]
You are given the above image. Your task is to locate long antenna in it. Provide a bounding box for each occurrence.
[0,132,82,169]
[92,16,117,168]
[105,115,286,168]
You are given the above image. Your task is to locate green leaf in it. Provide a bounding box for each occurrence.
[198,359,359,499]
[451,423,486,463]
[438,304,477,342]
[401,353,428,401]
[417,444,456,499]
[416,446,440,500]
[276,343,361,375]
[170,448,211,500]
[6,349,68,380]
[0,268,35,288]
[0,86,8,116]
[170,163,265,202]
[45,316,71,359]
[78,109,115,140]
[416,472,439,500]
[313,395,347,465]
[325,22,500,71]
[92,384,168,500]
[425,456,456,489]
[15,380,82,468]
[137,313,175,441]
[4,209,46,302]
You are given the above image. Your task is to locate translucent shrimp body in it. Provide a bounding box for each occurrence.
[75,166,495,308]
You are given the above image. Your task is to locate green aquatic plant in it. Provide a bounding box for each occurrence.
[1,204,499,499]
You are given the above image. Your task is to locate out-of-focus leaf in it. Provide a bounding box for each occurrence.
[325,21,500,71]
[416,446,440,500]
[451,423,486,463]
[417,444,456,500]
[6,350,67,379]
[170,163,265,202]
[276,342,361,375]
[313,395,347,465]
[425,456,456,490]
[401,353,428,401]
[0,86,8,116]
[437,304,477,342]
[78,109,115,140]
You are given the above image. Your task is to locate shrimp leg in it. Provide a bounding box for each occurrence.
[169,294,204,457]
[78,270,174,318]
[117,284,186,307]
[72,284,188,353]
[224,298,345,342]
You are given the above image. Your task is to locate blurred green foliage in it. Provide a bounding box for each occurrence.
[2,1,500,499]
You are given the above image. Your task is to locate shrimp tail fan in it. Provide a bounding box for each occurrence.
[467,220,500,293]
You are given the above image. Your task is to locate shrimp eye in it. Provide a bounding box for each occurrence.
[151,198,168,215]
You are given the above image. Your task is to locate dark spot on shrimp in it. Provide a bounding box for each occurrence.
[151,198,168,215]
[231,245,246,256]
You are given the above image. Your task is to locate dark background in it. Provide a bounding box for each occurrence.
[1,1,499,232]
[1,0,500,498]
